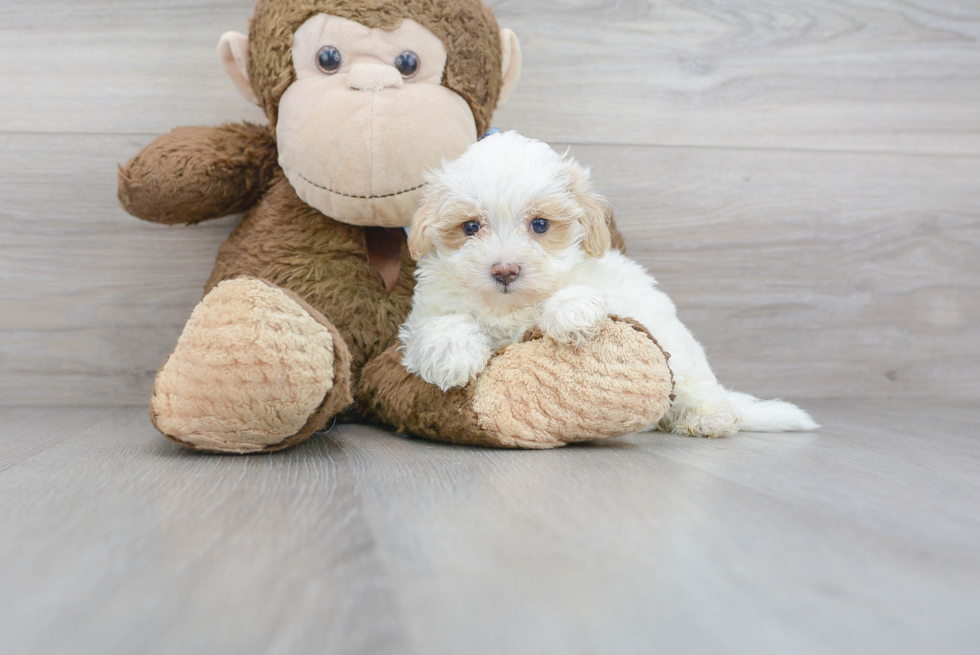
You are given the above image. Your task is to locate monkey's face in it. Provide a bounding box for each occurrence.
[219,2,521,229]
[273,15,476,228]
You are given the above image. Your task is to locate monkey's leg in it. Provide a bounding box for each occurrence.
[358,317,674,449]
[150,277,352,453]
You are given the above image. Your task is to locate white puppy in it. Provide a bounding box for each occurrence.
[400,132,817,438]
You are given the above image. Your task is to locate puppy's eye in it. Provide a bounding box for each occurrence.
[394,51,420,78]
[462,220,482,236]
[530,218,550,235]
[316,46,343,74]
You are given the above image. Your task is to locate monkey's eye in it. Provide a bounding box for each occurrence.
[530,218,550,235]
[394,51,420,78]
[462,220,482,237]
[316,46,343,74]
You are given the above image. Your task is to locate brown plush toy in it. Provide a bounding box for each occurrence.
[118,0,674,453]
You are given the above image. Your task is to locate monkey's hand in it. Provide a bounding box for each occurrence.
[118,122,277,225]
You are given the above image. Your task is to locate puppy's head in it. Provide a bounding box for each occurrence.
[408,132,612,303]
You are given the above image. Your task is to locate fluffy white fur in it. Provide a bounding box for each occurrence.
[400,132,818,438]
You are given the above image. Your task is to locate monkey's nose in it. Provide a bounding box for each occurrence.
[491,263,521,286]
[347,64,404,91]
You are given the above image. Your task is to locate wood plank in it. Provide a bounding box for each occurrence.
[2,133,977,404]
[337,399,980,654]
[0,0,267,134]
[574,143,980,400]
[492,0,980,154]
[0,0,977,154]
[0,132,235,405]
[0,408,408,655]
[0,407,109,472]
[0,402,977,654]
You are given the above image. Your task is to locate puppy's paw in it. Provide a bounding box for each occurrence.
[402,315,492,391]
[539,285,608,345]
[670,406,740,439]
[424,348,490,391]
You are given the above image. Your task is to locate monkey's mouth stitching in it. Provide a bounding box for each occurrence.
[298,174,428,200]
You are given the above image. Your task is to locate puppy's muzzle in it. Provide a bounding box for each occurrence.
[491,263,521,287]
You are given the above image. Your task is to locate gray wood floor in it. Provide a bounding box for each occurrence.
[1,402,978,654]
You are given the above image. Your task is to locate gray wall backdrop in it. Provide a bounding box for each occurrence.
[1,0,978,405]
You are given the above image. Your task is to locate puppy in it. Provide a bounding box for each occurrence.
[400,132,817,438]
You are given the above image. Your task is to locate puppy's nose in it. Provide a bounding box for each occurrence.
[491,263,521,286]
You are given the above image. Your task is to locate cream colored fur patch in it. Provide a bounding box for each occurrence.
[151,278,336,452]
[471,319,673,448]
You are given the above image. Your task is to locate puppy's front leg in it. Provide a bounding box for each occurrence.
[539,285,608,345]
[401,315,493,391]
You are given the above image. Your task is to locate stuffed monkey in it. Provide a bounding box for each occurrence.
[118,0,674,453]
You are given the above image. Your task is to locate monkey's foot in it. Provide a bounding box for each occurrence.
[151,277,352,453]
[360,318,674,449]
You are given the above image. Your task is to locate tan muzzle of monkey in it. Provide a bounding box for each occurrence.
[274,15,479,228]
[277,82,477,228]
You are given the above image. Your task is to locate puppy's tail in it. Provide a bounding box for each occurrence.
[726,390,819,433]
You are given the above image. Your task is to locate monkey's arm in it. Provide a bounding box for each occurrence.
[118,123,277,225]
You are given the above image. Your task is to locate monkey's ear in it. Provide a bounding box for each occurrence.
[498,29,522,109]
[218,32,259,105]
[567,162,612,259]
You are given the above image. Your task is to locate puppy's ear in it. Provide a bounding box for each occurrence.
[408,188,440,260]
[567,162,612,258]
